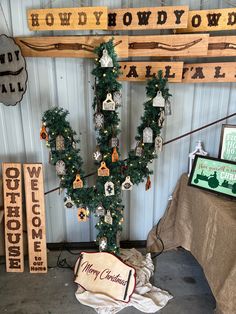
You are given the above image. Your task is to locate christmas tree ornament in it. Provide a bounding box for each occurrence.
[40,125,48,141]
[99,237,108,251]
[143,127,153,143]
[73,174,83,189]
[113,91,122,106]
[99,49,113,68]
[155,135,163,152]
[98,161,110,176]
[72,141,77,149]
[153,91,165,107]
[96,204,105,216]
[102,93,115,111]
[94,112,104,129]
[122,176,133,191]
[105,181,115,196]
[116,231,122,248]
[158,110,165,127]
[56,135,65,151]
[56,160,66,175]
[135,141,143,157]
[77,207,87,222]
[104,210,113,224]
[64,196,75,208]
[93,146,102,162]
[188,140,208,177]
[145,176,151,191]
[110,136,119,148]
[112,147,119,162]
[164,99,172,116]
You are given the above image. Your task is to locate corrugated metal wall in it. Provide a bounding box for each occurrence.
[0,0,235,243]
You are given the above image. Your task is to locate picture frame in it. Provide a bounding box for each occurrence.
[188,155,236,199]
[218,124,236,162]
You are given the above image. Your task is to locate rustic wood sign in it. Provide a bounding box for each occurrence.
[27,7,108,31]
[0,34,27,106]
[179,8,236,33]
[128,34,209,57]
[208,36,236,58]
[15,36,128,59]
[74,252,136,302]
[23,164,47,273]
[2,163,24,272]
[108,6,188,30]
[119,62,183,82]
[182,62,236,83]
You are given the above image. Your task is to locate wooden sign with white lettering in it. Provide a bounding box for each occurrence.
[179,8,236,33]
[182,62,236,83]
[208,36,236,58]
[74,252,136,302]
[15,36,128,59]
[2,163,24,272]
[27,7,108,31]
[108,6,188,30]
[119,62,183,82]
[128,34,209,57]
[23,164,47,273]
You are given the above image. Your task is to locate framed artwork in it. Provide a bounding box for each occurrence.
[188,155,236,199]
[218,124,236,162]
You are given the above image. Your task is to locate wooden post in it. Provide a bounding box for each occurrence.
[23,164,47,273]
[2,163,24,272]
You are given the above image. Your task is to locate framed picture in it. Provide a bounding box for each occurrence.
[218,124,236,162]
[188,155,236,199]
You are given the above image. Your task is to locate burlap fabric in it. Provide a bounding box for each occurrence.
[147,174,236,314]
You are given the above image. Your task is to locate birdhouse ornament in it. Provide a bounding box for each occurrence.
[153,91,165,107]
[99,49,113,68]
[98,161,110,176]
[73,174,83,189]
[105,181,115,196]
[112,147,119,162]
[135,141,143,157]
[143,127,153,143]
[56,160,66,175]
[56,135,65,151]
[122,176,133,191]
[103,93,115,111]
[96,204,105,216]
[104,210,113,224]
[64,196,74,209]
[40,124,48,141]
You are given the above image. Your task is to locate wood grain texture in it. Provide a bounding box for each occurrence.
[128,34,209,57]
[27,7,108,31]
[2,163,24,273]
[119,62,183,82]
[24,164,47,273]
[182,62,236,83]
[15,36,128,58]
[108,6,188,30]
[179,8,236,33]
[208,36,236,57]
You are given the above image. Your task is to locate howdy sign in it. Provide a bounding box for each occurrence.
[2,163,24,272]
[0,34,27,106]
[24,164,47,273]
[74,252,136,302]
[27,7,108,31]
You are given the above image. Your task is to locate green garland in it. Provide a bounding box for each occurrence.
[41,39,171,254]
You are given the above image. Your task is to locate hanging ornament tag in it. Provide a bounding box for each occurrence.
[102,93,116,111]
[98,161,110,176]
[73,174,83,189]
[113,91,122,107]
[145,176,151,191]
[153,91,165,107]
[40,125,49,141]
[99,237,108,251]
[104,210,113,224]
[93,146,102,162]
[135,141,143,157]
[105,181,115,196]
[164,100,172,116]
[64,196,75,209]
[143,127,153,143]
[99,49,113,68]
[110,137,119,148]
[94,112,104,129]
[122,176,133,191]
[155,135,163,152]
[77,207,87,222]
[96,204,105,216]
[56,135,65,151]
[56,160,66,175]
[158,110,165,127]
[112,147,119,163]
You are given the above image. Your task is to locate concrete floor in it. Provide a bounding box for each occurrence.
[0,248,216,314]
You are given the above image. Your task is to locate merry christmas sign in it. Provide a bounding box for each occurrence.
[74,252,136,302]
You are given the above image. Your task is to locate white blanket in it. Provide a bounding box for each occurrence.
[75,248,172,313]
